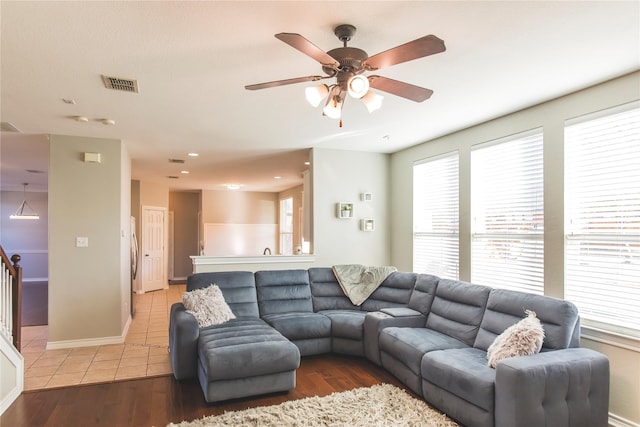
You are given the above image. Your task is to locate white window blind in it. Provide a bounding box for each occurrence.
[471,131,544,294]
[565,102,640,336]
[413,152,459,279]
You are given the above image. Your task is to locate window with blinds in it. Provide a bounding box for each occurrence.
[471,130,544,294]
[564,102,640,337]
[279,197,293,255]
[413,152,459,279]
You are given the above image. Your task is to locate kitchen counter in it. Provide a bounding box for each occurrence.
[190,255,316,273]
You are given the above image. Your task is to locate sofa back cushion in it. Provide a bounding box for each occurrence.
[255,269,313,316]
[186,271,259,318]
[308,268,359,312]
[474,288,580,351]
[408,274,440,315]
[425,279,492,346]
[360,272,417,312]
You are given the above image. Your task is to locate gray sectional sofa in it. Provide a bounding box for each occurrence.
[169,268,610,427]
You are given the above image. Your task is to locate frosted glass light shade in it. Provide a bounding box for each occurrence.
[305,84,329,107]
[322,86,344,119]
[361,91,384,113]
[347,75,369,99]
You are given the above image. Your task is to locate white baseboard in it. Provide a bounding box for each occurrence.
[46,315,132,350]
[610,412,640,427]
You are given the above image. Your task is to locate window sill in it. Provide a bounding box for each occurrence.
[581,324,640,353]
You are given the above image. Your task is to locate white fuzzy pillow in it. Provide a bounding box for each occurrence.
[487,310,545,368]
[182,284,235,328]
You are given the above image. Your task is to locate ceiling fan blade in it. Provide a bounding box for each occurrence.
[245,75,329,91]
[275,33,339,69]
[363,35,446,71]
[368,76,433,102]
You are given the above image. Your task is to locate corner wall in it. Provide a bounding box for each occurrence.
[311,148,390,267]
[48,134,130,347]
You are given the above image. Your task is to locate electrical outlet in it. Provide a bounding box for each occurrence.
[76,236,89,247]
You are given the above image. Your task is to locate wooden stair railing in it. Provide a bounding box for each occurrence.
[1,245,22,352]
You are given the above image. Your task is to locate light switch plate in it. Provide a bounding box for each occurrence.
[76,236,89,247]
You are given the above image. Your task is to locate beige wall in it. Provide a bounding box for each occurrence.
[311,148,390,267]
[169,191,200,278]
[201,190,277,224]
[390,71,640,424]
[48,134,130,345]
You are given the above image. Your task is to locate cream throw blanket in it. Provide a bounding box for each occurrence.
[332,264,398,306]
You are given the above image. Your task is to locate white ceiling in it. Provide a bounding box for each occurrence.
[1,1,639,194]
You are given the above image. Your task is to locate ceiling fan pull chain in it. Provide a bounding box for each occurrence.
[339,118,343,128]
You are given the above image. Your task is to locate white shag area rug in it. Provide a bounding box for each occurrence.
[168,383,460,427]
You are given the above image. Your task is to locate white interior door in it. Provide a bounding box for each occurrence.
[141,206,167,293]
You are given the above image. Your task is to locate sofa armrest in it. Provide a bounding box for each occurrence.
[379,307,423,317]
[495,348,609,427]
[363,310,427,365]
[169,302,200,380]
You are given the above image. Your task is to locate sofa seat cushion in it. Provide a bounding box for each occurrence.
[422,347,496,412]
[262,312,331,340]
[198,318,300,381]
[379,327,469,376]
[319,310,366,340]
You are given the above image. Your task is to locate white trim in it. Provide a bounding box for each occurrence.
[566,99,640,126]
[0,333,23,416]
[609,412,640,427]
[46,315,131,350]
[191,255,315,266]
[22,277,48,283]
[581,325,640,354]
[2,249,47,255]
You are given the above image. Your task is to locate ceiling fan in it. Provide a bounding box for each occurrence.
[245,24,446,124]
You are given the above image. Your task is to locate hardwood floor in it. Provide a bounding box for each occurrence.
[1,354,409,427]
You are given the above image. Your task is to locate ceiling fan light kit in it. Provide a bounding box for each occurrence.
[305,84,329,107]
[245,24,445,124]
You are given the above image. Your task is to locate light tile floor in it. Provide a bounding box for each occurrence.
[21,284,185,391]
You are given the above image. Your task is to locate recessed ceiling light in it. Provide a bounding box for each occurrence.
[274,176,281,179]
[187,152,199,157]
[100,118,116,126]
[226,184,241,190]
[304,161,310,165]
[74,116,89,122]
[180,170,189,174]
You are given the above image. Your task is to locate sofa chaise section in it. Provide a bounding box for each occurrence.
[169,271,300,403]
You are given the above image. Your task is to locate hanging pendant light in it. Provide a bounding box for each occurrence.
[10,183,40,220]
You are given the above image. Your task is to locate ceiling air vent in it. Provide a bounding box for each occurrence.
[101,75,139,93]
[168,159,185,164]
